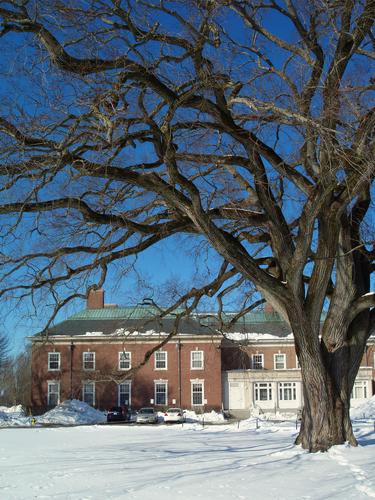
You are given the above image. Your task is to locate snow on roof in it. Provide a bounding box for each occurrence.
[225,332,294,341]
[111,328,169,337]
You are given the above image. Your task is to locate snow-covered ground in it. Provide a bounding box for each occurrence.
[0,419,374,499]
[0,398,375,499]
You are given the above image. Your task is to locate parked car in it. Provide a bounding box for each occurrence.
[136,407,158,424]
[106,406,127,422]
[164,408,185,423]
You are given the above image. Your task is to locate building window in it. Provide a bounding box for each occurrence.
[295,355,301,369]
[252,354,264,370]
[48,352,60,371]
[119,351,131,370]
[83,352,95,370]
[274,353,286,370]
[47,381,60,406]
[83,382,95,406]
[352,381,368,399]
[191,350,204,369]
[191,380,204,406]
[279,382,297,401]
[254,382,272,401]
[118,382,131,406]
[155,351,167,370]
[155,381,167,405]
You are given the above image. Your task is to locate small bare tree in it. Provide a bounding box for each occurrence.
[0,333,9,369]
[0,1,374,451]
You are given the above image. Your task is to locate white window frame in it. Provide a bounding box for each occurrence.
[278,382,297,401]
[191,350,204,370]
[48,352,60,371]
[83,351,95,371]
[254,382,272,402]
[252,354,264,370]
[191,380,204,406]
[295,355,301,369]
[351,381,368,399]
[82,381,95,406]
[154,380,168,405]
[118,351,131,370]
[274,353,286,370]
[118,381,131,406]
[154,351,167,370]
[47,380,60,406]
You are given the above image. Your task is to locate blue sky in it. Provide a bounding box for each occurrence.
[1,2,373,355]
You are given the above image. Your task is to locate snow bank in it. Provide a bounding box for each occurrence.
[0,405,31,427]
[37,400,106,426]
[351,395,375,420]
[183,409,225,423]
[0,404,25,415]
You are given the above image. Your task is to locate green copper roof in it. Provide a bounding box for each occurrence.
[66,305,327,323]
[68,304,182,321]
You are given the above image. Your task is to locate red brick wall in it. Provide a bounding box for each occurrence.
[223,342,375,373]
[31,338,222,412]
[31,337,375,413]
[222,344,299,370]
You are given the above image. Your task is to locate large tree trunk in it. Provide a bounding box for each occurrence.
[288,305,362,452]
[295,343,357,452]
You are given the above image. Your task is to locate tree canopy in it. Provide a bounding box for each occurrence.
[0,0,374,451]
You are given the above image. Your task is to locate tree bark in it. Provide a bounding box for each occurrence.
[295,342,357,452]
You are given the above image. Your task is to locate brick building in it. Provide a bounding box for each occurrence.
[31,291,222,413]
[30,290,375,416]
[220,308,375,417]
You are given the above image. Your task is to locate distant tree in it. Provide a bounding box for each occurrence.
[0,333,9,369]
[0,332,10,403]
[0,1,374,451]
[0,348,31,408]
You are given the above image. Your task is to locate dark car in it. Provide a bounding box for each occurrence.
[106,406,127,422]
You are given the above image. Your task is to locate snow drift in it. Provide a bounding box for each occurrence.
[36,399,106,425]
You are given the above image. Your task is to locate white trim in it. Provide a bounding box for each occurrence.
[82,351,96,371]
[154,380,168,405]
[154,351,168,370]
[118,381,131,406]
[351,380,369,399]
[254,382,273,402]
[190,350,204,370]
[191,379,205,406]
[274,353,286,370]
[47,380,60,406]
[30,336,222,345]
[48,352,60,371]
[295,355,301,369]
[278,381,297,401]
[82,381,95,406]
[251,353,264,369]
[118,351,131,370]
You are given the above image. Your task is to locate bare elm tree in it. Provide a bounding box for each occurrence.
[0,1,374,451]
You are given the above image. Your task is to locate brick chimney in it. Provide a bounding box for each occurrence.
[87,288,104,309]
